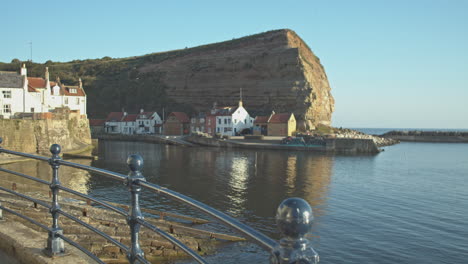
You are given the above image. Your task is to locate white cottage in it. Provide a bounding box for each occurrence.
[0,64,86,119]
[135,110,162,134]
[215,100,254,136]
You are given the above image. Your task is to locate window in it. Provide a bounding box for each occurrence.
[208,119,211,125]
[234,119,237,124]
[224,127,228,132]
[3,104,11,113]
[2,90,11,98]
[228,119,231,124]
[70,88,77,93]
[217,128,220,132]
[200,118,205,123]
[218,119,221,125]
[65,98,69,104]
[224,119,227,124]
[76,98,80,104]
[30,107,34,112]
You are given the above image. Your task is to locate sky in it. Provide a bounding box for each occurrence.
[1,0,467,129]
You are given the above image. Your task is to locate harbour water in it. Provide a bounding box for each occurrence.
[1,134,467,263]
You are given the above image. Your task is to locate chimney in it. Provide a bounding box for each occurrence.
[20,63,27,76]
[45,67,49,80]
[79,78,83,89]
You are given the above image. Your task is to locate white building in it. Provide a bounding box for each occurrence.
[105,110,162,135]
[215,100,254,136]
[0,64,86,119]
[105,112,126,134]
[136,110,163,134]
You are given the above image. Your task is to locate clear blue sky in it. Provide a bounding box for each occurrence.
[2,0,467,128]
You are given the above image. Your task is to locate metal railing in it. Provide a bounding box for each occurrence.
[0,137,319,264]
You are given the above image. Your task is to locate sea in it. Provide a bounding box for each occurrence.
[1,128,467,263]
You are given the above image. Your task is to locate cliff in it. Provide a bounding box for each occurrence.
[0,29,334,129]
[0,117,91,155]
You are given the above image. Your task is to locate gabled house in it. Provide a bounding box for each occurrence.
[136,109,162,134]
[121,114,138,135]
[268,113,296,136]
[214,100,254,136]
[105,112,126,134]
[163,112,190,135]
[253,115,270,136]
[0,64,86,119]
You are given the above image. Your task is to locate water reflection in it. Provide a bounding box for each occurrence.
[0,157,92,196]
[90,141,334,238]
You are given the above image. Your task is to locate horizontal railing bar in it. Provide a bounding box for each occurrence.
[136,254,151,264]
[57,209,129,253]
[0,205,51,232]
[137,219,207,264]
[138,181,277,251]
[57,185,128,216]
[56,233,106,264]
[0,168,50,185]
[0,186,51,209]
[57,160,127,182]
[0,148,50,162]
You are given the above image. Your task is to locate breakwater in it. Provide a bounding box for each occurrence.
[382,130,468,143]
[185,135,380,154]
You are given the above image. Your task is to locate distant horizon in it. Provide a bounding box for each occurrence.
[2,0,466,129]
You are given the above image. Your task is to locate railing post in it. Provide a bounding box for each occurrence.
[126,154,146,263]
[44,144,66,256]
[270,198,319,264]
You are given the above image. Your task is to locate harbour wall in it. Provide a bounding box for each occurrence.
[0,117,91,155]
[185,136,380,154]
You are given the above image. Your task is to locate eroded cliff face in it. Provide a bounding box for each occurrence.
[139,29,334,129]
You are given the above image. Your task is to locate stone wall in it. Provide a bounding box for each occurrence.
[0,117,91,154]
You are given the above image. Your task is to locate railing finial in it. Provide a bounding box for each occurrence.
[127,154,144,173]
[270,197,319,264]
[50,144,61,156]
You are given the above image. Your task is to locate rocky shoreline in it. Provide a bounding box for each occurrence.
[332,128,400,147]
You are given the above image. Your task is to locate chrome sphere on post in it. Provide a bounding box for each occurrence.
[270,197,319,264]
[127,154,144,173]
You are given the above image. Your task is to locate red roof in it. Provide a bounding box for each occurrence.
[106,112,125,122]
[269,113,293,123]
[254,116,270,124]
[89,119,105,126]
[49,81,86,97]
[27,77,46,92]
[62,86,86,97]
[122,114,138,122]
[169,112,190,123]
